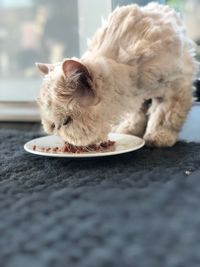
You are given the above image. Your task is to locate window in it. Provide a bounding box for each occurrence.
[112,0,164,8]
[0,0,111,121]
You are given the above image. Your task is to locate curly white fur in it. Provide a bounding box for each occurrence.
[37,3,199,147]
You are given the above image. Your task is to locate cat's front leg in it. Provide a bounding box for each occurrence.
[113,108,148,137]
[144,88,192,147]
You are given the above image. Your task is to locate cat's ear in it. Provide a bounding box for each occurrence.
[62,59,99,106]
[35,62,54,75]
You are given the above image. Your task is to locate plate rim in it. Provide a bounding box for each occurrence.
[24,133,145,158]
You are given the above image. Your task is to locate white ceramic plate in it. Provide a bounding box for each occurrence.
[24,133,145,158]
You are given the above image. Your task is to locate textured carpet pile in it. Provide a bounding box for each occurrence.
[0,128,200,267]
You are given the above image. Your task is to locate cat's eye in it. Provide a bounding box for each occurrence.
[63,116,72,126]
[51,123,55,129]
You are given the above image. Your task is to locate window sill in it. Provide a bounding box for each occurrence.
[0,101,40,122]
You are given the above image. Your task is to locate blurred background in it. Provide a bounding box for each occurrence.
[0,0,199,121]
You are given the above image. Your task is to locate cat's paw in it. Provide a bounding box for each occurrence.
[144,129,177,147]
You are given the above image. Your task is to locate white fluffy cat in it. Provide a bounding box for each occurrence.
[36,2,199,147]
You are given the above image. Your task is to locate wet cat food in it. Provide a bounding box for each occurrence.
[33,140,115,154]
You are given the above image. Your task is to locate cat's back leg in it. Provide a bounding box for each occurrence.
[144,83,193,147]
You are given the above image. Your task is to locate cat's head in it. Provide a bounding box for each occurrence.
[36,59,111,146]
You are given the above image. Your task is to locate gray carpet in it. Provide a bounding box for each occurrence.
[0,128,200,267]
